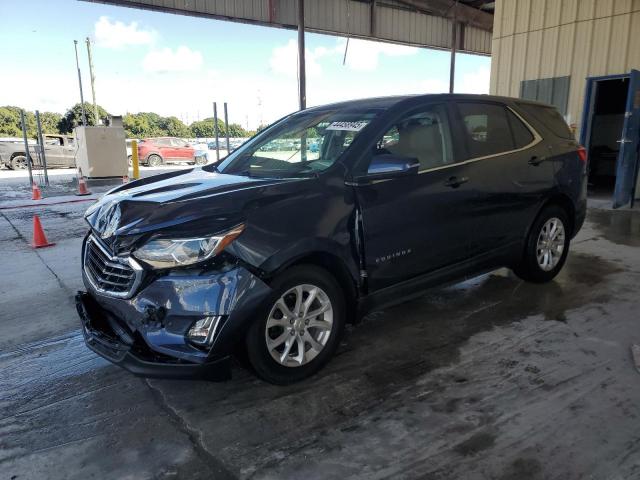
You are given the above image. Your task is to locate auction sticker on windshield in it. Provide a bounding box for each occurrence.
[326,121,368,132]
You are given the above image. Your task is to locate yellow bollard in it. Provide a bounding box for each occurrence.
[131,140,140,180]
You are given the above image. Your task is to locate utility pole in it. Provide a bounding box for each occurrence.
[85,37,99,124]
[297,0,306,110]
[213,102,220,162]
[223,103,230,152]
[73,40,87,126]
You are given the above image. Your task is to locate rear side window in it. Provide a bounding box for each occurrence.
[457,103,516,158]
[517,103,574,139]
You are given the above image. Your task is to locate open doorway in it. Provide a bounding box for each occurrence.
[584,77,629,199]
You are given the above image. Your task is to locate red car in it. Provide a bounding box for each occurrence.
[137,137,204,167]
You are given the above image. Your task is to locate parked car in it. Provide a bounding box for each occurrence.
[76,94,587,385]
[137,137,205,166]
[0,134,76,169]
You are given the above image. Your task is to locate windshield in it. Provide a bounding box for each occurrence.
[216,107,381,178]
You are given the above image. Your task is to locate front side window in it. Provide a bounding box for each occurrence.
[371,104,454,171]
[457,102,527,158]
[45,136,63,146]
[218,108,381,178]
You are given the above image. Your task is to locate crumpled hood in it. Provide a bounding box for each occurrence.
[85,168,298,252]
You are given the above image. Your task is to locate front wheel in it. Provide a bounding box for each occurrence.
[195,155,207,166]
[245,265,345,385]
[147,154,162,167]
[513,205,570,283]
[11,155,28,170]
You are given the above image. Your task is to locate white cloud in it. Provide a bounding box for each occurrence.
[340,38,418,71]
[420,78,449,94]
[456,66,490,94]
[269,39,327,78]
[142,46,204,73]
[94,16,156,49]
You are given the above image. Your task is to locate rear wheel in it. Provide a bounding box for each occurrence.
[147,154,162,167]
[513,205,570,283]
[11,155,28,170]
[245,265,345,384]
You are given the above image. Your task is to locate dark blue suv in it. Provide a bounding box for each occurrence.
[76,94,587,384]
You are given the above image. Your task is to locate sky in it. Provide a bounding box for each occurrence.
[0,0,491,129]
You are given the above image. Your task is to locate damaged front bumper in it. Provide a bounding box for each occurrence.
[76,263,272,380]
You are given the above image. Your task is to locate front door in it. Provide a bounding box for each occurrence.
[354,102,478,292]
[42,135,64,166]
[613,69,640,208]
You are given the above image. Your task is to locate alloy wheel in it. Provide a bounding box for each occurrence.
[536,217,565,271]
[265,284,334,367]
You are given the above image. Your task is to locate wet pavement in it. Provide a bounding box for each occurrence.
[1,198,640,479]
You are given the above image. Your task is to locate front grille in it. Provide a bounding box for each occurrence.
[83,235,142,298]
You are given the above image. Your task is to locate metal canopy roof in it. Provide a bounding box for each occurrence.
[83,0,493,55]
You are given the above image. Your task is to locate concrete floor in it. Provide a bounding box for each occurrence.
[1,187,640,479]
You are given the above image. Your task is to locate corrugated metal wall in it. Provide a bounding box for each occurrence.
[87,0,492,54]
[490,0,640,137]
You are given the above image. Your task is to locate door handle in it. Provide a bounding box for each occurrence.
[528,156,546,166]
[444,176,469,188]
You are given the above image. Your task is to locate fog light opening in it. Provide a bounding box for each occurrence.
[187,316,222,346]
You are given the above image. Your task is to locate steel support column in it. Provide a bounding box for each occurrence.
[297,0,306,110]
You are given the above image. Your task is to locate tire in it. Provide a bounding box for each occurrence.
[513,205,570,283]
[127,155,132,166]
[195,155,207,166]
[147,154,163,167]
[11,155,28,170]
[245,265,345,385]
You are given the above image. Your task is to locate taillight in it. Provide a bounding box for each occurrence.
[577,146,587,163]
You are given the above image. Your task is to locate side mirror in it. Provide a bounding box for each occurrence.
[353,154,420,184]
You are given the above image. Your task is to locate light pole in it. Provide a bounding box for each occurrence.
[85,37,99,124]
[73,40,87,125]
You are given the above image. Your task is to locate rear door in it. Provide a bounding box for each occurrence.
[613,69,640,208]
[452,101,552,255]
[354,102,480,292]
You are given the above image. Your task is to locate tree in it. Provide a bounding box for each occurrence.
[190,117,227,138]
[123,112,164,138]
[159,116,191,138]
[0,106,28,137]
[227,123,248,137]
[58,102,110,133]
[38,112,62,134]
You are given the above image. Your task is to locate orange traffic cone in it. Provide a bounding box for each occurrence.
[31,215,55,248]
[77,175,91,196]
[32,182,42,200]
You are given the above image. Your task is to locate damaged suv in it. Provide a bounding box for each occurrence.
[77,94,587,384]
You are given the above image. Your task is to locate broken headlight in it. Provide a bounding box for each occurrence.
[133,224,244,269]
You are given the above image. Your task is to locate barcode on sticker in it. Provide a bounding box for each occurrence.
[326,121,368,132]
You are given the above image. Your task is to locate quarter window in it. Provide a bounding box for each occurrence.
[373,104,454,171]
[506,109,534,148]
[457,102,533,158]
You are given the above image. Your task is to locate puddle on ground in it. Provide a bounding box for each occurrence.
[343,251,623,388]
[587,209,640,247]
